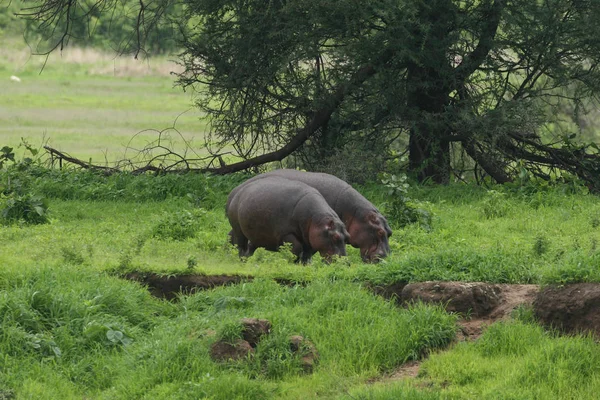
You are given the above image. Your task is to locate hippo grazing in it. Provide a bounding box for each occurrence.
[232,169,392,262]
[226,176,350,263]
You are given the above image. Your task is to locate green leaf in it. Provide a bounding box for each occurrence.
[106,329,124,342]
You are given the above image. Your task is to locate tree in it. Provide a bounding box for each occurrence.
[14,0,600,188]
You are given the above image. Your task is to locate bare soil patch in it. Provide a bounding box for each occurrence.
[123,272,251,300]
[534,283,600,335]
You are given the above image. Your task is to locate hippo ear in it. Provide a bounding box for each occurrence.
[385,221,393,236]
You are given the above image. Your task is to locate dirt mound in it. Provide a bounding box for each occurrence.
[240,318,272,347]
[210,339,254,362]
[383,281,540,340]
[209,318,319,372]
[123,272,250,300]
[534,283,600,335]
[402,282,503,317]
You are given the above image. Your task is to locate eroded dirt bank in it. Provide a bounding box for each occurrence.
[123,272,600,338]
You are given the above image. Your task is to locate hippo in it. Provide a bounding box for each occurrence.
[229,169,392,262]
[226,176,350,263]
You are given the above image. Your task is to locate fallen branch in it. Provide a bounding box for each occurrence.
[45,146,118,175]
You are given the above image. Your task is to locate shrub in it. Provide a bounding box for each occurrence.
[1,192,49,225]
[380,173,432,230]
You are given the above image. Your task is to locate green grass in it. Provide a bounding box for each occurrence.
[1,38,206,164]
[1,168,600,397]
[2,168,600,284]
[349,321,600,399]
[0,266,456,399]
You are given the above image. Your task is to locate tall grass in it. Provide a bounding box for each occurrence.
[0,268,456,399]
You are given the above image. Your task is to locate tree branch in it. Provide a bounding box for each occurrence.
[454,0,504,87]
[203,64,377,174]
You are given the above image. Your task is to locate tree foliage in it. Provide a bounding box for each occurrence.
[12,0,600,188]
[5,0,181,55]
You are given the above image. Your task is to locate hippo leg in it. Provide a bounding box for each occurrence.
[246,241,258,257]
[299,246,316,264]
[230,228,250,257]
[297,242,316,264]
[280,234,307,263]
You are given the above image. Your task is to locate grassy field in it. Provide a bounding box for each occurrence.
[3,38,600,399]
[2,168,600,398]
[1,38,205,163]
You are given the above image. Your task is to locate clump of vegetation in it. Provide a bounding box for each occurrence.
[533,235,551,257]
[217,320,244,344]
[481,189,509,219]
[380,173,432,230]
[1,193,49,225]
[186,255,198,270]
[151,209,205,241]
[244,329,309,379]
[1,143,49,225]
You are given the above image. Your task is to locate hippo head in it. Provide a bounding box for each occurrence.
[348,210,392,263]
[309,217,350,262]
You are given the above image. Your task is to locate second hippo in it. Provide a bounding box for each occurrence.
[226,176,350,263]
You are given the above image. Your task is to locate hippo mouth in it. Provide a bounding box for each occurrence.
[362,254,384,263]
[361,244,389,263]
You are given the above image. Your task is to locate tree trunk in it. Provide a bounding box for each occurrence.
[407,66,452,184]
[408,123,451,184]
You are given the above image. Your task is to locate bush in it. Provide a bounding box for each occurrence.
[1,193,49,225]
[380,173,433,230]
